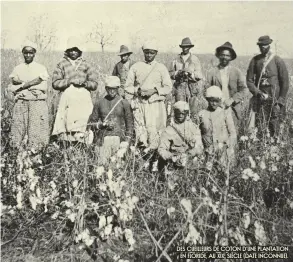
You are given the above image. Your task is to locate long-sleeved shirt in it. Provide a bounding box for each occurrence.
[52,56,98,92]
[124,60,172,103]
[169,53,203,81]
[158,119,203,160]
[89,95,134,144]
[8,61,49,101]
[206,65,248,104]
[112,59,135,87]
[246,53,289,106]
[198,107,237,151]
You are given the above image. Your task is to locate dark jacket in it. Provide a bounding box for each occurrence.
[206,65,249,118]
[89,95,134,145]
[246,53,289,106]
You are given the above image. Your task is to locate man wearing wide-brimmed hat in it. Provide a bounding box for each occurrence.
[205,41,248,133]
[89,76,134,165]
[124,40,172,152]
[51,36,99,146]
[246,35,289,137]
[8,39,50,150]
[112,45,135,97]
[169,37,204,102]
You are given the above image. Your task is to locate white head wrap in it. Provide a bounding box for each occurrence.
[105,76,120,88]
[21,39,37,51]
[173,101,190,111]
[205,85,223,99]
[142,40,158,52]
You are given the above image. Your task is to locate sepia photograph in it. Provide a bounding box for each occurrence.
[1,1,293,261]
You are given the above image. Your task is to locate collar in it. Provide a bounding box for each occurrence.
[218,64,230,70]
[65,56,83,65]
[24,61,35,66]
[144,60,156,65]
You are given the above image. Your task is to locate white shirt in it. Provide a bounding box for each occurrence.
[219,65,230,101]
[8,61,49,100]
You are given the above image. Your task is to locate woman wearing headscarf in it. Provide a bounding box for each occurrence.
[51,36,99,145]
[8,39,50,149]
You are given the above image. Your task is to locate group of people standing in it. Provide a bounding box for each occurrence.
[8,35,290,170]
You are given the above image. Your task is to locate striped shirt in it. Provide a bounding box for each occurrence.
[52,56,99,91]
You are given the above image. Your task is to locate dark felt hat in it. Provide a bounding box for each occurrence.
[216,41,237,60]
[118,45,132,56]
[179,37,194,48]
[257,35,273,45]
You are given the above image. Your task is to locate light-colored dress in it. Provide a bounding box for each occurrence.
[8,61,50,149]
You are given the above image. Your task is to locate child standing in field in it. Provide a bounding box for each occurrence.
[51,36,98,146]
[8,40,50,150]
[198,85,237,167]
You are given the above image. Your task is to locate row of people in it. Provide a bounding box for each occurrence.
[7,35,289,169]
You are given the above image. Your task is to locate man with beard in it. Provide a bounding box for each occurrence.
[112,45,135,97]
[246,35,289,137]
[205,42,248,133]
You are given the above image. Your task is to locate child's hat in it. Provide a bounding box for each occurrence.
[173,101,190,111]
[105,76,120,88]
[205,86,223,99]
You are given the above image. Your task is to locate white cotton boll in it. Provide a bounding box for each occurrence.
[180,199,193,220]
[104,224,113,236]
[167,207,175,216]
[107,169,113,180]
[99,183,107,191]
[131,196,139,204]
[36,188,41,199]
[49,181,56,190]
[99,215,107,229]
[16,187,23,209]
[51,211,59,219]
[72,180,78,188]
[259,160,266,170]
[242,212,250,229]
[68,212,76,222]
[271,165,278,172]
[96,166,105,179]
[252,173,260,182]
[30,195,37,210]
[125,191,131,198]
[248,156,256,169]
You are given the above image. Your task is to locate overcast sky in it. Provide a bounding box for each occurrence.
[1,1,293,57]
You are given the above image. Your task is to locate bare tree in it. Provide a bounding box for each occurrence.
[88,22,117,52]
[1,30,9,49]
[27,13,57,52]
